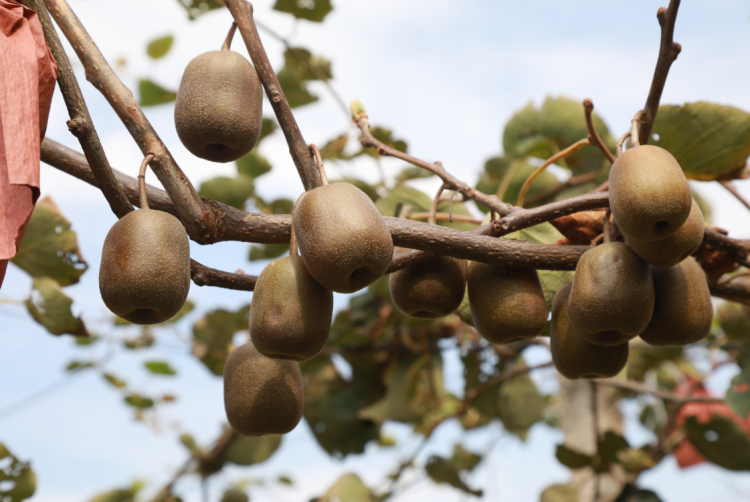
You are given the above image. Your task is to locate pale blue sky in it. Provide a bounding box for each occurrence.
[2,1,750,501]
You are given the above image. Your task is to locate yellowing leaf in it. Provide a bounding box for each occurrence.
[26,277,87,336]
[12,197,87,286]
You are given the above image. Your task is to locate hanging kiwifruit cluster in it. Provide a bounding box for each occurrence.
[550,143,713,380]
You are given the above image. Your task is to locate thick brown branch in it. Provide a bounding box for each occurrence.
[638,0,682,145]
[709,274,750,305]
[22,0,133,218]
[354,114,513,217]
[43,0,214,241]
[704,227,750,259]
[583,98,616,164]
[224,0,320,190]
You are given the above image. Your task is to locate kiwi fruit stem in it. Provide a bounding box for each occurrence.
[428,184,447,225]
[516,137,590,208]
[630,109,648,149]
[602,208,611,244]
[138,153,155,210]
[310,144,329,186]
[616,131,631,157]
[221,22,237,51]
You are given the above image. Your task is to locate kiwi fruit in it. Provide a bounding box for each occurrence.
[174,50,262,163]
[639,257,713,346]
[99,168,190,325]
[568,242,654,346]
[624,198,704,267]
[249,255,333,361]
[467,262,547,344]
[293,182,393,293]
[551,283,629,380]
[389,251,467,318]
[609,145,692,241]
[223,341,304,436]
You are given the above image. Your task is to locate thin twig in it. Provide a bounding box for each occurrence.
[353,107,513,217]
[516,138,590,207]
[428,185,446,226]
[593,378,723,403]
[225,0,320,190]
[190,260,257,291]
[638,0,683,146]
[43,0,214,241]
[582,99,616,164]
[22,0,133,218]
[719,181,750,212]
[409,212,482,225]
[221,22,237,51]
[616,131,631,158]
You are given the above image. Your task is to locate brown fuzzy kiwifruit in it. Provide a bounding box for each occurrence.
[467,262,547,344]
[551,283,629,380]
[293,182,393,294]
[175,50,262,163]
[99,157,190,325]
[249,255,332,361]
[224,342,304,436]
[623,198,704,268]
[609,145,692,241]
[389,251,467,319]
[568,242,654,346]
[639,257,713,347]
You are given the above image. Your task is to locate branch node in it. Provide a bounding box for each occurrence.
[66,118,86,137]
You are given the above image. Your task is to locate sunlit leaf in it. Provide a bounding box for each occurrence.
[178,0,225,20]
[139,79,177,107]
[12,197,87,286]
[319,134,350,161]
[540,484,577,502]
[146,35,173,59]
[26,277,87,336]
[475,156,559,210]
[103,373,127,388]
[65,360,92,371]
[219,488,248,502]
[273,0,333,22]
[0,443,35,502]
[276,47,332,108]
[223,433,282,466]
[651,102,750,180]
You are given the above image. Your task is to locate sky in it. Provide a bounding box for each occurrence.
[2,1,750,501]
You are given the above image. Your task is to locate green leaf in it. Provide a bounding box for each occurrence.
[425,455,483,497]
[451,444,482,472]
[319,134,350,161]
[102,373,127,388]
[65,360,93,371]
[248,243,290,261]
[497,367,545,439]
[87,489,137,502]
[146,35,173,59]
[11,197,87,286]
[179,433,201,455]
[177,0,225,20]
[26,277,87,336]
[198,175,254,209]
[277,476,293,485]
[614,484,663,502]
[651,102,750,180]
[124,394,155,409]
[599,431,630,467]
[273,0,333,22]
[144,360,177,376]
[541,484,577,502]
[257,197,294,215]
[74,333,99,346]
[236,151,272,179]
[192,305,250,375]
[223,433,282,466]
[503,96,615,174]
[138,79,176,107]
[684,414,750,470]
[315,473,374,502]
[375,185,431,217]
[0,443,36,502]
[259,117,278,144]
[219,488,248,502]
[555,444,594,469]
[395,166,435,184]
[276,47,332,108]
[718,302,750,340]
[302,357,383,457]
